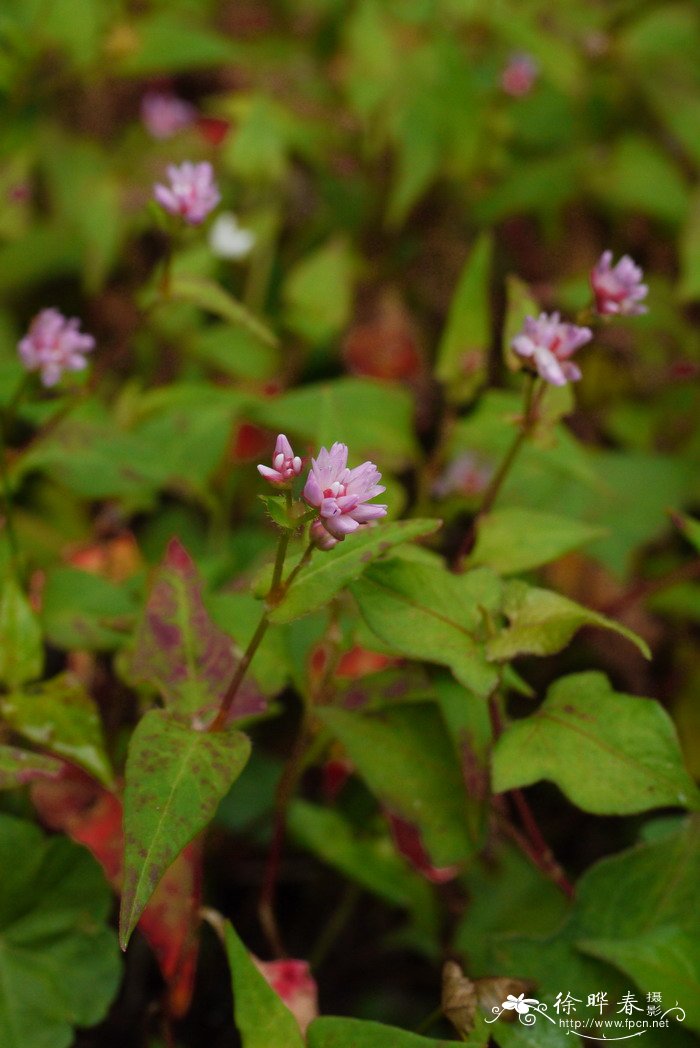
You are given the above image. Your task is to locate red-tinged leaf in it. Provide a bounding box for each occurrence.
[128,537,263,723]
[0,744,63,787]
[386,812,461,884]
[30,766,202,1016]
[138,839,203,1017]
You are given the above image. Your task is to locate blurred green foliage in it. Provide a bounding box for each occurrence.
[1,1,700,1046]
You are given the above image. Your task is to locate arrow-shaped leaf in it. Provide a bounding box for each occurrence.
[120,709,251,947]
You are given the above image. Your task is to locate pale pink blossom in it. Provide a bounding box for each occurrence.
[591,250,648,316]
[512,312,592,386]
[153,161,220,225]
[18,308,95,387]
[501,53,538,97]
[141,92,196,139]
[432,452,493,499]
[253,958,319,1034]
[257,434,302,485]
[303,443,387,540]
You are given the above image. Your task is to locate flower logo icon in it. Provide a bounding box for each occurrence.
[502,993,539,1015]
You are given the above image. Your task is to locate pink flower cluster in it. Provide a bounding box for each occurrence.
[17,308,95,387]
[512,312,592,387]
[511,252,647,387]
[257,435,388,547]
[141,92,196,139]
[303,442,387,542]
[591,250,648,316]
[154,161,220,225]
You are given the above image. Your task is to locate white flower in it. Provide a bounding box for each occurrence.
[209,212,256,260]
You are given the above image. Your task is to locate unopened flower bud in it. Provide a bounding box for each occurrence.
[257,434,302,486]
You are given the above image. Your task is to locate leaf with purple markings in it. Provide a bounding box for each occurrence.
[0,745,63,788]
[127,538,262,722]
[120,709,251,947]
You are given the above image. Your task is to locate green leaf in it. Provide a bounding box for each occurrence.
[165,274,278,348]
[436,234,493,403]
[570,817,700,1033]
[224,920,305,1048]
[259,494,295,531]
[127,538,239,717]
[17,410,165,499]
[287,800,438,936]
[469,508,606,576]
[193,324,279,381]
[317,704,474,867]
[1,673,114,787]
[41,566,136,651]
[351,559,502,696]
[115,13,241,74]
[486,580,651,662]
[492,672,700,815]
[591,135,688,225]
[578,927,700,1030]
[0,578,43,688]
[120,709,251,947]
[283,238,357,343]
[307,1017,461,1048]
[469,822,700,1046]
[252,377,419,471]
[0,815,121,1048]
[454,840,571,973]
[0,745,63,788]
[270,519,441,624]
[433,674,492,846]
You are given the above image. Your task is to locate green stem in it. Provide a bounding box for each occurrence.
[269,490,293,597]
[454,375,545,568]
[309,883,360,969]
[0,445,19,565]
[209,529,315,732]
[279,540,314,594]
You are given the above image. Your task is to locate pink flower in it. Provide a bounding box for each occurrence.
[501,53,538,97]
[17,308,95,387]
[310,518,340,551]
[512,312,592,386]
[257,433,302,485]
[303,443,387,540]
[591,250,648,316]
[141,92,196,139]
[253,958,319,1034]
[153,161,220,225]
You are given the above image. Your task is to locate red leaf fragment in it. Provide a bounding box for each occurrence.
[386,812,462,884]
[30,765,201,1016]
